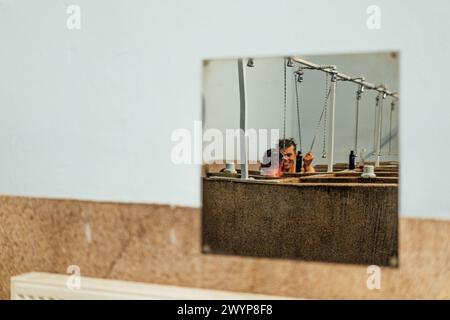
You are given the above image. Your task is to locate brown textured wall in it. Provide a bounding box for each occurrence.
[202,178,398,266]
[0,195,449,300]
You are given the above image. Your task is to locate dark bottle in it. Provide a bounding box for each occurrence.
[296,151,303,173]
[349,150,356,170]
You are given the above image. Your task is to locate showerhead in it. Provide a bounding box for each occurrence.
[286,57,294,67]
[295,69,304,82]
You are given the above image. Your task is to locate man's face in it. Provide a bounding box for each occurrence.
[280,145,296,172]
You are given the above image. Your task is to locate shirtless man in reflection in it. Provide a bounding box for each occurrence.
[260,138,315,177]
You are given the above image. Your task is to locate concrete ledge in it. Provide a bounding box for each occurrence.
[202,178,398,266]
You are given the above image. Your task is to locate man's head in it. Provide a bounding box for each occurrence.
[278,138,297,172]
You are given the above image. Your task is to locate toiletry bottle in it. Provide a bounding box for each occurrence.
[349,150,356,170]
[296,151,303,173]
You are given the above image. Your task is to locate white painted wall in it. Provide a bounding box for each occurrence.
[203,53,399,164]
[0,0,449,219]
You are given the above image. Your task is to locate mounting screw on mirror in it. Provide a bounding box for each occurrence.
[389,256,398,267]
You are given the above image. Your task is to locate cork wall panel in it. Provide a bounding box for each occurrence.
[0,195,449,300]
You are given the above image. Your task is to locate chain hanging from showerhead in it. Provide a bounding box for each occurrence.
[308,73,332,154]
[373,93,381,154]
[388,98,396,155]
[294,71,303,152]
[321,73,330,158]
[282,58,287,149]
[354,84,364,154]
[379,93,385,156]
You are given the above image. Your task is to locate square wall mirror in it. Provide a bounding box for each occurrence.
[201,52,399,267]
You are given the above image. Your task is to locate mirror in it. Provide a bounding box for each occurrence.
[201,52,399,267]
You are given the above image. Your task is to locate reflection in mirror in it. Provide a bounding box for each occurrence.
[202,53,399,267]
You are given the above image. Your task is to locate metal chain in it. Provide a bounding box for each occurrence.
[282,58,287,149]
[309,74,332,153]
[379,93,384,156]
[354,86,363,153]
[322,73,330,158]
[388,99,395,155]
[373,93,381,154]
[294,73,302,152]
